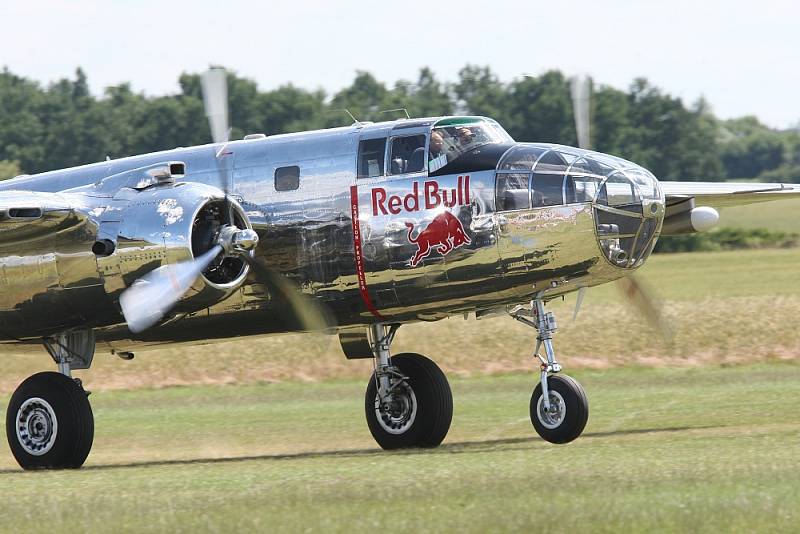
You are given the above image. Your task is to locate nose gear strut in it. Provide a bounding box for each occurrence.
[511,295,589,444]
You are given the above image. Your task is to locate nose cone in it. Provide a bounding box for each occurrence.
[577,152,665,269]
[497,143,665,268]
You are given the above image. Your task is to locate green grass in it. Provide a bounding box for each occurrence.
[0,365,798,532]
[717,198,800,233]
[0,248,798,392]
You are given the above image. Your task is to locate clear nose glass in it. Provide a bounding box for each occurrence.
[587,157,664,268]
[495,144,665,269]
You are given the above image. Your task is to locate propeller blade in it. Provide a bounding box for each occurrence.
[120,245,223,333]
[615,275,674,342]
[572,286,587,322]
[242,255,332,332]
[200,68,229,145]
[570,75,591,150]
[200,67,235,224]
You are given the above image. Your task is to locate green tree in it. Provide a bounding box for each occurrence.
[402,67,452,118]
[504,71,576,144]
[620,80,722,181]
[452,65,510,125]
[0,64,795,183]
[719,116,787,179]
[254,85,326,135]
[327,71,390,126]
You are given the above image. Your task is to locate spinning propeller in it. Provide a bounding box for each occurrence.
[568,75,673,341]
[121,68,330,334]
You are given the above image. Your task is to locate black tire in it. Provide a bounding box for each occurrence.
[365,353,453,449]
[6,372,94,470]
[530,374,588,444]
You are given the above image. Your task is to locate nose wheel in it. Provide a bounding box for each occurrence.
[530,374,588,444]
[512,297,589,444]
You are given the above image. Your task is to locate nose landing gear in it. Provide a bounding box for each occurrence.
[512,298,589,444]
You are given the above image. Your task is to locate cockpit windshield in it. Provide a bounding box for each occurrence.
[429,118,513,172]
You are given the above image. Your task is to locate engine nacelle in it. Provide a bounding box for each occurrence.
[96,181,253,316]
[0,180,255,338]
[661,206,720,235]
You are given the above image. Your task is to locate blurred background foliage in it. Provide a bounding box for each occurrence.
[1,65,799,184]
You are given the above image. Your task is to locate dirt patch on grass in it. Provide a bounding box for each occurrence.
[0,295,797,393]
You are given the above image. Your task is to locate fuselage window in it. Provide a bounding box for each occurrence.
[604,173,641,209]
[389,135,426,175]
[496,173,530,211]
[531,151,568,207]
[357,138,387,178]
[531,173,566,207]
[275,165,300,191]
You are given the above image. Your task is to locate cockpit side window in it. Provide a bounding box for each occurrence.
[389,135,426,175]
[531,151,568,207]
[496,173,530,211]
[357,138,387,178]
[429,119,511,172]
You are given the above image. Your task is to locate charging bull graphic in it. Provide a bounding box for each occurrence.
[406,211,471,267]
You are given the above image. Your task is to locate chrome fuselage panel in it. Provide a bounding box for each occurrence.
[0,117,660,350]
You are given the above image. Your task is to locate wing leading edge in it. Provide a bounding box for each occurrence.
[661,181,800,213]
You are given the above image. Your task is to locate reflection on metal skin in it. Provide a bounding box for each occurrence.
[0,118,666,354]
[0,180,250,339]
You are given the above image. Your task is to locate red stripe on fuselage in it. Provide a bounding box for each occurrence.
[349,185,385,320]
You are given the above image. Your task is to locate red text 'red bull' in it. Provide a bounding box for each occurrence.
[371,176,470,216]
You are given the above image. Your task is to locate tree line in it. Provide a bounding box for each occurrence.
[1,66,798,183]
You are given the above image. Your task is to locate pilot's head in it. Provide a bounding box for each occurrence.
[456,127,474,145]
[430,131,444,156]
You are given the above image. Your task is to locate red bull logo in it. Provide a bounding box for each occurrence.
[371,176,470,215]
[405,211,471,267]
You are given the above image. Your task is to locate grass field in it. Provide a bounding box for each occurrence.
[0,244,798,531]
[0,365,798,532]
[2,247,798,392]
[717,198,800,233]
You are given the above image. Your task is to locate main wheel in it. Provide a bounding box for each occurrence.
[365,353,453,449]
[6,372,94,470]
[530,374,588,444]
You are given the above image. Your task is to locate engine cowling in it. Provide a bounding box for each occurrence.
[96,181,253,317]
[0,180,256,339]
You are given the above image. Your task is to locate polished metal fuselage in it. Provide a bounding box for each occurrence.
[0,118,650,353]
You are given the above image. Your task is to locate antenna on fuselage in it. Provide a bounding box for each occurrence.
[329,108,363,126]
[379,108,411,120]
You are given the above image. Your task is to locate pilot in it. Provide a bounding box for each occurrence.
[455,126,475,147]
[428,131,448,172]
[429,131,444,158]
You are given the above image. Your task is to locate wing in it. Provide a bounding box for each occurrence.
[659,181,800,235]
[661,181,800,213]
[0,190,86,246]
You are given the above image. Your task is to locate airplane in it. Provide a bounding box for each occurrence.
[0,69,797,469]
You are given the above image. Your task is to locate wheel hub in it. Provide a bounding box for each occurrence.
[16,397,58,456]
[375,382,418,435]
[536,390,566,430]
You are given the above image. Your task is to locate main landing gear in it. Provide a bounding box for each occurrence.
[512,298,589,444]
[364,324,453,449]
[6,330,95,469]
